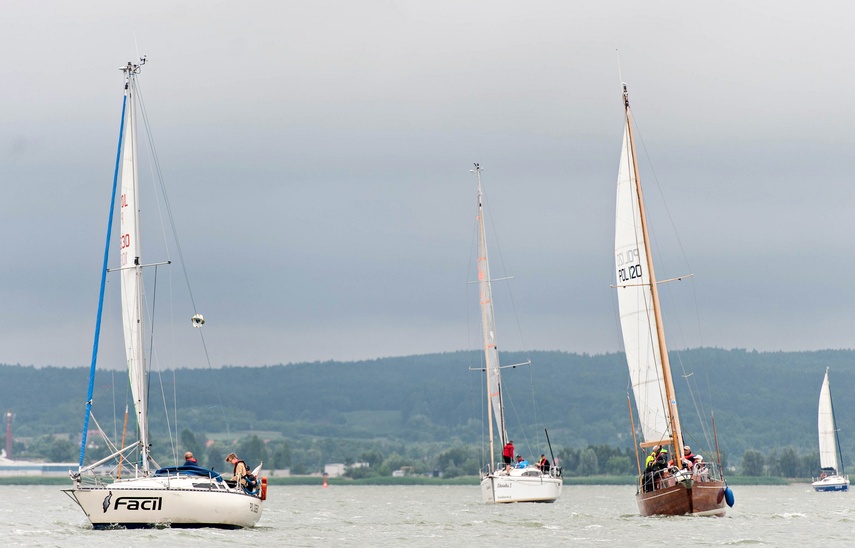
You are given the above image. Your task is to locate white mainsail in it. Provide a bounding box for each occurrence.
[614,118,670,445]
[475,166,507,448]
[119,65,149,470]
[818,369,838,471]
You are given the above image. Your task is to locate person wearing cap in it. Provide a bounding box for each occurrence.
[693,454,708,481]
[515,455,529,469]
[680,445,695,470]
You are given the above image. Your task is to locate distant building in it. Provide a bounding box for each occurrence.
[0,451,77,477]
[324,463,346,477]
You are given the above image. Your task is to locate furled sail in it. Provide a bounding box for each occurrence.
[614,118,670,444]
[475,170,507,445]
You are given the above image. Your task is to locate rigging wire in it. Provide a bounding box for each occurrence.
[629,109,717,453]
[112,370,117,442]
[483,193,544,450]
[476,175,548,459]
[148,265,179,463]
[482,186,533,367]
[620,109,671,445]
[132,68,232,449]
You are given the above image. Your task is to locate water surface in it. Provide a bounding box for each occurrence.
[4,483,850,546]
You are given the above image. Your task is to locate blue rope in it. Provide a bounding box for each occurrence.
[78,92,127,468]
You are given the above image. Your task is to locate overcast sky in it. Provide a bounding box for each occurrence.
[3,1,854,368]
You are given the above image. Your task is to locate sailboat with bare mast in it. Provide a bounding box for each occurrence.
[614,83,733,516]
[471,164,562,504]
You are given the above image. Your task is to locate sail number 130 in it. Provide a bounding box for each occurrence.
[618,264,642,282]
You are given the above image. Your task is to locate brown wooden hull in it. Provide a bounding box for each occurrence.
[636,479,727,516]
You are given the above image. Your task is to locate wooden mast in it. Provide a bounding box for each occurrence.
[622,83,684,467]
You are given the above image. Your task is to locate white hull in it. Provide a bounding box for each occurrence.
[63,476,263,528]
[481,468,562,503]
[812,474,849,492]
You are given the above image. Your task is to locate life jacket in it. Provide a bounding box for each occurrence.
[233,460,258,488]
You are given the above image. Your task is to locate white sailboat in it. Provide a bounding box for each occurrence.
[812,368,849,492]
[471,165,562,504]
[615,83,731,516]
[63,59,265,529]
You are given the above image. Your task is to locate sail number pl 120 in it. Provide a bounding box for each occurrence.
[616,248,642,283]
[618,264,642,282]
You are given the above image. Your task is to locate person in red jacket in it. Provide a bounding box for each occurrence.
[682,445,695,470]
[537,454,550,474]
[502,440,514,473]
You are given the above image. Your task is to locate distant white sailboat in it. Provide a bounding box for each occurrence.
[470,164,562,504]
[812,368,849,492]
[63,59,266,528]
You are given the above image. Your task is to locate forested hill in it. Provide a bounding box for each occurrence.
[2,348,854,460]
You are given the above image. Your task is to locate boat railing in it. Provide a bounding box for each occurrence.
[693,461,722,482]
[812,471,849,482]
[484,462,561,478]
[486,462,513,476]
[69,470,110,487]
[637,461,723,493]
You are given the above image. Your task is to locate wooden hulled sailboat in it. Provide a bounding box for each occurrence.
[471,165,562,504]
[811,368,849,492]
[63,59,265,528]
[614,83,732,516]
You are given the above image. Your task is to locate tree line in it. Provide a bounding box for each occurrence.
[1,347,854,473]
[1,428,831,480]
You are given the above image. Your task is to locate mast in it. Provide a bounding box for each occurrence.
[473,164,507,470]
[831,373,846,475]
[622,84,684,467]
[120,60,150,472]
